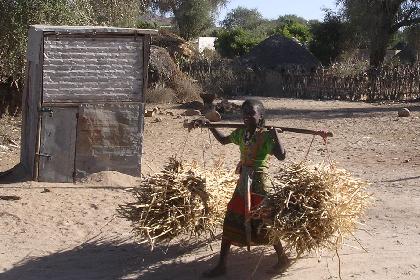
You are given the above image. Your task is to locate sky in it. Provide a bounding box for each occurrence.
[217,0,339,23]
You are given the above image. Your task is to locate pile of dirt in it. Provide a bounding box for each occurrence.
[151,29,197,60]
[149,45,180,85]
[240,35,321,72]
[148,46,202,102]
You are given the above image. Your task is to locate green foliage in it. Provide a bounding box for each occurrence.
[175,0,214,40]
[271,20,312,45]
[276,14,308,26]
[309,11,346,65]
[220,6,264,30]
[217,11,315,57]
[143,0,227,39]
[215,28,265,58]
[136,20,159,29]
[0,0,143,81]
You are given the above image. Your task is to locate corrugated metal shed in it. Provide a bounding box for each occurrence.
[21,25,157,182]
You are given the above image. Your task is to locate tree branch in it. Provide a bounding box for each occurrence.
[392,16,420,31]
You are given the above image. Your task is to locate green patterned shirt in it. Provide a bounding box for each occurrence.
[229,128,275,171]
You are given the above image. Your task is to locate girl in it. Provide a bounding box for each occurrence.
[203,99,290,277]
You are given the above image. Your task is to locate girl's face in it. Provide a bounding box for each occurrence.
[242,105,261,129]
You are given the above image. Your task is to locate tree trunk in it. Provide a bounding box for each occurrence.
[368,0,401,68]
[369,31,391,68]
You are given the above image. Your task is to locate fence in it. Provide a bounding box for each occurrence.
[180,58,420,101]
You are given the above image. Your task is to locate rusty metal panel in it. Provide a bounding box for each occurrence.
[21,27,44,177]
[42,36,144,103]
[75,103,143,179]
[38,107,78,182]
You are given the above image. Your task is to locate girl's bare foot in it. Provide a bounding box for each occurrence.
[269,255,292,274]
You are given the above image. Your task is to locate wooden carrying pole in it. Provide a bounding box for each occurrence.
[184,121,334,138]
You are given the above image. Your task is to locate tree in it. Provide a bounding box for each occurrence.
[215,28,265,58]
[309,11,348,65]
[0,0,143,81]
[276,14,308,26]
[268,15,313,45]
[174,0,214,39]
[339,0,420,67]
[221,6,264,30]
[143,0,228,39]
[271,20,312,45]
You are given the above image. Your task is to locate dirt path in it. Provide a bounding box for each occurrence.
[1,98,419,280]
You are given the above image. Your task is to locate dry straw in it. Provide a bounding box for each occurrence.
[253,162,371,257]
[118,157,236,248]
[119,158,370,255]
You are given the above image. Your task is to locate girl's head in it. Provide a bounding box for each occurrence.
[241,99,265,129]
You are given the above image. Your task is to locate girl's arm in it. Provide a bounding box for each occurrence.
[269,128,286,160]
[209,128,232,145]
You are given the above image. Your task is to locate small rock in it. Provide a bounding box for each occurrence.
[205,110,222,122]
[398,108,410,117]
[144,110,155,117]
[0,195,21,201]
[182,109,201,116]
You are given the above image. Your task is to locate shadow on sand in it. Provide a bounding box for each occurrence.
[0,237,284,280]
[0,164,30,184]
[213,103,419,122]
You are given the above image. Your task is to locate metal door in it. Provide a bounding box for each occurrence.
[75,103,143,179]
[37,107,78,182]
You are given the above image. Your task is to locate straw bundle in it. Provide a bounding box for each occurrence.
[253,163,370,256]
[118,157,236,247]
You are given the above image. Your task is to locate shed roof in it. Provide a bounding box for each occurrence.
[31,25,157,35]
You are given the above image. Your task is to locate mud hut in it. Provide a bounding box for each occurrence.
[240,35,321,72]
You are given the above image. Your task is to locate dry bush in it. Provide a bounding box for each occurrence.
[145,86,177,104]
[0,79,21,118]
[180,57,239,96]
[168,73,202,102]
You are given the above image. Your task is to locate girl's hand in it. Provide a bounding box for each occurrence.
[269,127,286,160]
[268,127,282,138]
[193,118,209,128]
[184,119,209,131]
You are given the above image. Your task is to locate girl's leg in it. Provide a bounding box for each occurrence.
[273,242,291,270]
[203,238,231,278]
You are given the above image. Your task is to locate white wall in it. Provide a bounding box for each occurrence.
[198,37,216,53]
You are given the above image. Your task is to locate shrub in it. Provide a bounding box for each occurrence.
[215,28,265,58]
[145,86,177,104]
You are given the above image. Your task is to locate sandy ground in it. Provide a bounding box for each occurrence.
[1,98,419,280]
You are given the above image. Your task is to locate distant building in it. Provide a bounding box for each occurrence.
[356,49,401,62]
[197,37,217,53]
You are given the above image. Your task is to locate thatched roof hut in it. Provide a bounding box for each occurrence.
[240,35,321,72]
